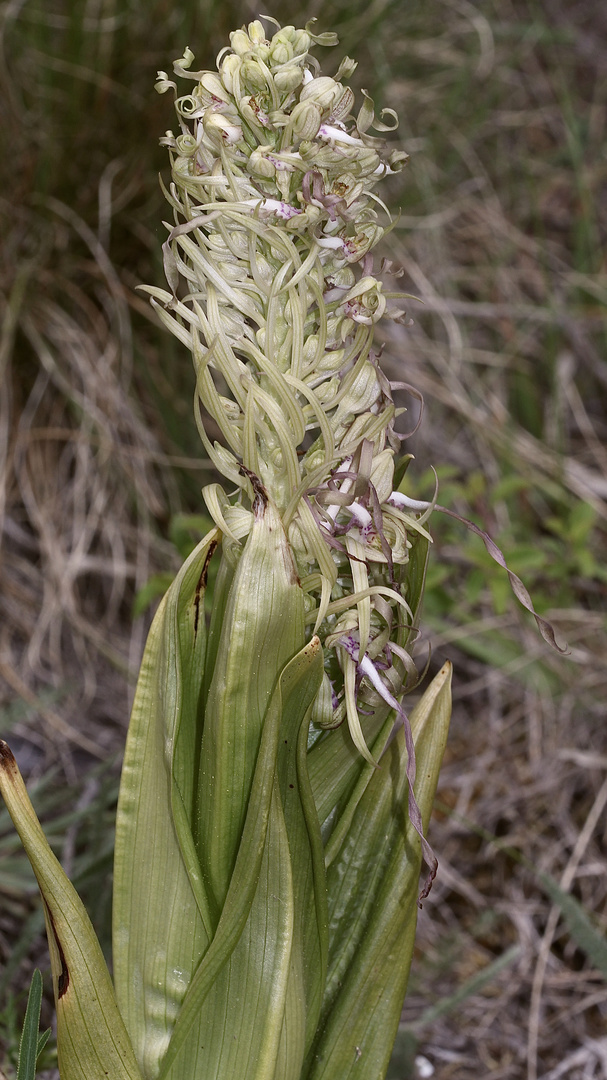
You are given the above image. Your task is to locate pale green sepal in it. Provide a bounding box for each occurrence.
[157,637,323,1080]
[112,530,219,1080]
[0,742,143,1080]
[304,663,452,1080]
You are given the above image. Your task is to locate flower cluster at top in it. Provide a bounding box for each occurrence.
[146,17,434,757]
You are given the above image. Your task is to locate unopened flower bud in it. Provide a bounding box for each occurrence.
[291,29,312,55]
[247,20,267,45]
[248,147,276,178]
[286,203,323,229]
[240,59,269,94]
[230,29,253,56]
[220,53,240,95]
[270,40,293,65]
[300,76,343,112]
[288,100,322,140]
[274,64,304,93]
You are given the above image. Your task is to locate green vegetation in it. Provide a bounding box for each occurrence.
[0,1,605,1077]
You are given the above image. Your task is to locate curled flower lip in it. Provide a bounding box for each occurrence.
[343,501,373,539]
[241,197,303,218]
[316,236,344,251]
[318,123,364,146]
[338,631,438,896]
[268,155,295,170]
[387,492,432,511]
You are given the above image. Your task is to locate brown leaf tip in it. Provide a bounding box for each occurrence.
[0,740,19,778]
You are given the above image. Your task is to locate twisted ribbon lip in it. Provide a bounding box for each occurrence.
[338,632,438,902]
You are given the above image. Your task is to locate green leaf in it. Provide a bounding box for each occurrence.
[304,663,452,1080]
[16,969,43,1080]
[115,487,326,1080]
[196,492,306,913]
[274,640,329,1069]
[307,702,390,831]
[113,529,220,1080]
[158,637,324,1080]
[35,1029,51,1060]
[0,744,142,1080]
[404,533,430,636]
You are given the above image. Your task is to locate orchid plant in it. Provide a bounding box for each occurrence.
[0,19,453,1080]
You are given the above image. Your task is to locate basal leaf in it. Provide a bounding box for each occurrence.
[305,663,452,1080]
[0,744,142,1080]
[158,637,324,1080]
[196,491,306,913]
[112,530,219,1079]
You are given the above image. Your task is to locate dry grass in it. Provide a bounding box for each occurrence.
[0,1,606,1077]
[378,3,607,1077]
[0,196,176,767]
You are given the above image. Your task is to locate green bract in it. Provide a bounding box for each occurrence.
[0,18,452,1080]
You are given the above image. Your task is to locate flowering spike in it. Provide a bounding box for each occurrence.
[145,17,437,819]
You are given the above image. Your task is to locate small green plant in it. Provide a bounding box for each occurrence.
[15,971,51,1080]
[0,970,52,1080]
